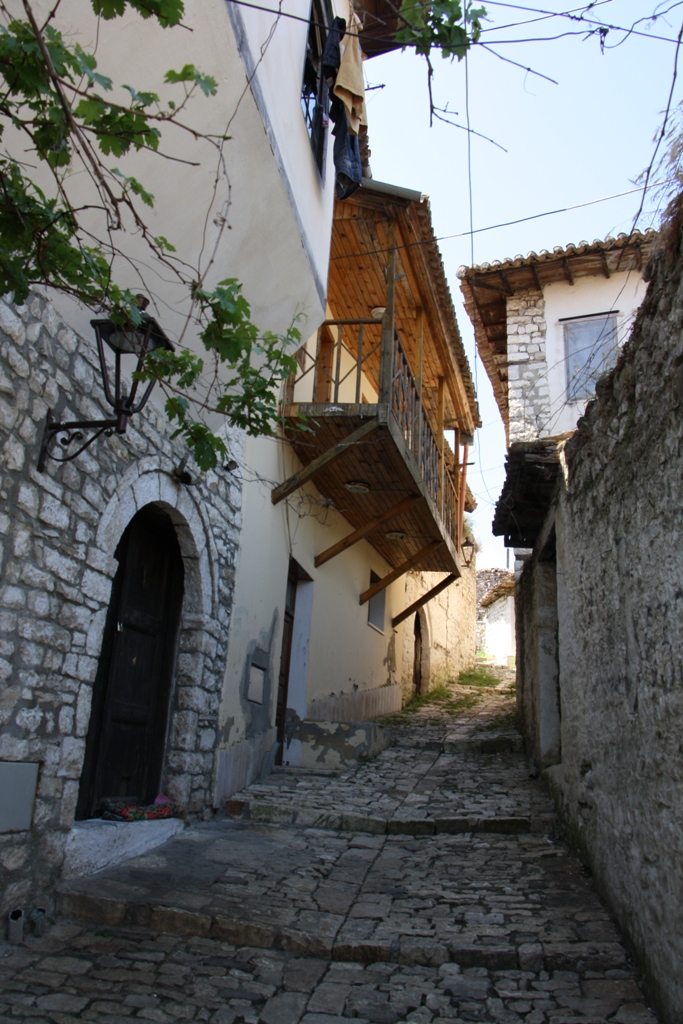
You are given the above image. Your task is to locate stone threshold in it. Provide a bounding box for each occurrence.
[55,888,627,976]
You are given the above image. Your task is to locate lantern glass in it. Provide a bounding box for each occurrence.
[92,315,174,357]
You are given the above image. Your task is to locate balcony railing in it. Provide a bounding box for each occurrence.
[285,320,460,548]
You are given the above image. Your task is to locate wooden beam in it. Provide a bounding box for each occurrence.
[391,573,457,628]
[599,250,611,279]
[561,257,574,286]
[359,540,443,605]
[530,263,542,292]
[271,419,380,505]
[314,494,422,568]
[498,270,514,296]
[379,222,396,403]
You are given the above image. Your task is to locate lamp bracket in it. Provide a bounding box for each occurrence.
[38,411,119,472]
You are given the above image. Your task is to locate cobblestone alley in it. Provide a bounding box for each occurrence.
[0,673,659,1024]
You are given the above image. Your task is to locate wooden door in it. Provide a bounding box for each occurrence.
[413,612,422,695]
[76,506,184,818]
[275,566,297,765]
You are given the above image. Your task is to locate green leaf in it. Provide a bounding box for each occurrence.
[153,234,176,252]
[110,168,154,206]
[165,64,217,96]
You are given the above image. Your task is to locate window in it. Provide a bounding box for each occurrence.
[301,0,329,174]
[367,571,385,633]
[564,312,618,401]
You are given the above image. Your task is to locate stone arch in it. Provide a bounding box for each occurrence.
[89,458,228,811]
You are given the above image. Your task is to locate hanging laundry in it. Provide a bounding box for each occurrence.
[334,11,367,136]
[321,8,366,201]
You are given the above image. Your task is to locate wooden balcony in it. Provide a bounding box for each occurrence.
[271,182,480,609]
[274,321,466,579]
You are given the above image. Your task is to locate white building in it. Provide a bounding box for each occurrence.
[458,232,657,445]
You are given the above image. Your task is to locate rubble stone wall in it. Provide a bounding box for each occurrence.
[518,237,683,1022]
[506,290,551,441]
[0,293,242,917]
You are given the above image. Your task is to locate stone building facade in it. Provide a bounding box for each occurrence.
[498,223,683,1022]
[506,291,551,442]
[0,292,243,916]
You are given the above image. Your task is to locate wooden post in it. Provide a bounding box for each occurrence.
[355,323,364,404]
[416,307,423,462]
[379,222,396,405]
[312,327,322,402]
[437,376,445,518]
[333,326,343,403]
[458,443,469,551]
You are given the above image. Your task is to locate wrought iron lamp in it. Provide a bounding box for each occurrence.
[461,536,475,568]
[38,296,173,471]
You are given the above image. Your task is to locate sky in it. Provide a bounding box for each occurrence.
[361,0,681,567]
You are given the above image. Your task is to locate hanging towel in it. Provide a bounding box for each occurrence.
[334,10,366,135]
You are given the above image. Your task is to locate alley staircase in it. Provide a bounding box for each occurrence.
[1,675,659,1024]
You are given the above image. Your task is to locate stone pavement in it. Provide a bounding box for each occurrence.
[0,671,660,1023]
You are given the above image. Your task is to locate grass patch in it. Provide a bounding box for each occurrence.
[458,667,500,688]
[380,688,480,725]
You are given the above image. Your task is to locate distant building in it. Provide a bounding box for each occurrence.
[458,231,657,446]
[477,572,515,666]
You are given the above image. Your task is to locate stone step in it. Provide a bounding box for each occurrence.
[225,799,554,836]
[57,888,628,976]
[0,920,658,1024]
[385,731,524,755]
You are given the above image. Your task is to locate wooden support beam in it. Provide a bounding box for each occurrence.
[271,419,380,505]
[437,376,445,517]
[314,494,422,568]
[561,257,574,285]
[379,222,396,404]
[530,263,542,292]
[359,540,443,605]
[498,270,513,296]
[391,573,457,628]
[599,250,611,279]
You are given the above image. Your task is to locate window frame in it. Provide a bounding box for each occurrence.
[367,570,386,634]
[300,0,331,177]
[562,311,618,402]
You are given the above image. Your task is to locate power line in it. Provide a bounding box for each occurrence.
[329,181,668,262]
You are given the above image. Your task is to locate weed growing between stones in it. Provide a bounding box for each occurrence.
[458,666,500,687]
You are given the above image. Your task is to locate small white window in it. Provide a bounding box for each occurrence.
[564,313,618,401]
[247,664,265,704]
[367,571,385,633]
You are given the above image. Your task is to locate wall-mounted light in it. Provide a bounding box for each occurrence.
[38,296,173,471]
[461,536,475,568]
[344,480,370,494]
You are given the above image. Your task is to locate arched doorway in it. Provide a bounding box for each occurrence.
[76,505,184,818]
[413,612,422,695]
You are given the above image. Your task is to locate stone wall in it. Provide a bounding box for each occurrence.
[401,565,476,699]
[506,290,550,441]
[516,230,683,1022]
[0,293,243,917]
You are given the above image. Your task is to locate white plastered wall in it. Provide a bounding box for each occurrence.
[217,431,408,789]
[542,271,648,436]
[12,0,340,428]
[483,595,515,666]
